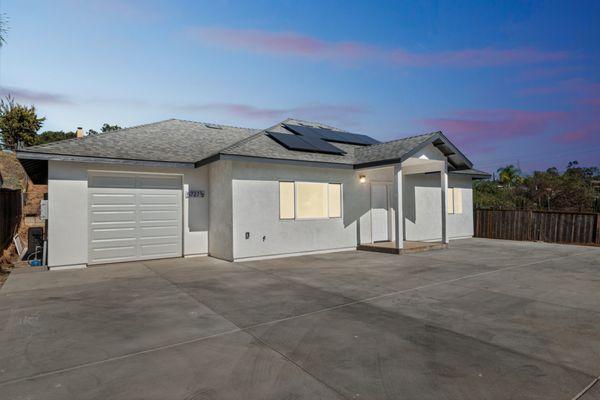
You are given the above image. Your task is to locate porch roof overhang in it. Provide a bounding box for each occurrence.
[353,131,474,171]
[448,168,491,180]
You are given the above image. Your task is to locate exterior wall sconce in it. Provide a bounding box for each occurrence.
[359,175,367,183]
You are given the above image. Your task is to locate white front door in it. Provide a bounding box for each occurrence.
[88,172,183,265]
[371,183,389,242]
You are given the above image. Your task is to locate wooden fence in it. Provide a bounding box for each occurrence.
[1,189,22,251]
[474,208,600,246]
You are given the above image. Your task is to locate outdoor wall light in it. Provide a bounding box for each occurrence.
[359,175,367,183]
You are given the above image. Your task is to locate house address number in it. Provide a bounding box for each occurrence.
[185,190,206,198]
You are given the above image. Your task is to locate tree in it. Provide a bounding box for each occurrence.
[496,164,523,187]
[87,123,122,135]
[476,161,600,212]
[35,130,76,145]
[101,123,122,133]
[0,95,45,148]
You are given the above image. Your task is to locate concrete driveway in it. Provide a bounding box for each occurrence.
[1,238,599,400]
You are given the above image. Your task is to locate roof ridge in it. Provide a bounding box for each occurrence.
[170,118,259,131]
[282,118,348,132]
[24,119,178,150]
[24,119,259,151]
[359,131,440,150]
[207,119,287,156]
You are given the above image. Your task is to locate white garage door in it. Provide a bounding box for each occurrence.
[88,172,182,264]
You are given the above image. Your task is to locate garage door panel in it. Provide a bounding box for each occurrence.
[140,225,180,238]
[140,243,181,257]
[139,210,179,222]
[90,237,137,250]
[90,193,136,206]
[91,210,136,224]
[90,227,137,240]
[90,246,137,263]
[88,173,182,265]
[139,193,179,206]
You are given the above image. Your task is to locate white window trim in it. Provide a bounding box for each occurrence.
[279,181,295,220]
[279,181,343,221]
[447,187,463,215]
[328,182,343,219]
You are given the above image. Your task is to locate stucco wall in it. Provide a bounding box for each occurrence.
[231,161,371,260]
[208,160,233,260]
[447,175,474,239]
[403,173,443,241]
[47,161,209,267]
[403,172,473,241]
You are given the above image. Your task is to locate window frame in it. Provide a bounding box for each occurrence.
[278,181,343,221]
[447,187,463,215]
[279,181,296,220]
[447,187,455,214]
[327,182,343,219]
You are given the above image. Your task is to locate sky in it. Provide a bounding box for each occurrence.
[0,0,598,173]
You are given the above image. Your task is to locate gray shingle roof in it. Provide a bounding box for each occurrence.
[17,117,477,171]
[449,168,491,178]
[18,119,259,164]
[218,118,360,165]
[353,132,439,166]
[215,119,446,168]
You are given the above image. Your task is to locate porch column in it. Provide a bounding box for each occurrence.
[441,162,449,244]
[393,163,404,249]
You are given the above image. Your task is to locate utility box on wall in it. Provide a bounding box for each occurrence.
[40,199,48,220]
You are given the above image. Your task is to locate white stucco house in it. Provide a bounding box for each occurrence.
[17,118,489,269]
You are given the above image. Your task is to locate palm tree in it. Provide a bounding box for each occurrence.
[497,165,523,187]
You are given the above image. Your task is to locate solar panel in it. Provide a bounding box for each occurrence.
[298,134,347,154]
[283,124,379,146]
[267,132,345,155]
[267,124,379,155]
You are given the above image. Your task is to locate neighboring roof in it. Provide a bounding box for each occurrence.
[16,117,482,174]
[17,119,259,165]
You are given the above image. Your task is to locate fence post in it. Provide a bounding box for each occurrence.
[527,210,533,241]
[595,213,600,245]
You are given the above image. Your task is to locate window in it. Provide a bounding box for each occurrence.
[297,182,328,218]
[328,183,342,218]
[279,182,295,219]
[279,181,342,220]
[447,187,463,214]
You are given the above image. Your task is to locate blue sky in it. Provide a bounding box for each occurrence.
[1,0,598,172]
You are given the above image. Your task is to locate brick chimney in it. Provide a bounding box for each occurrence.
[76,127,84,138]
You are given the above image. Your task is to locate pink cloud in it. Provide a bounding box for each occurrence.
[422,109,567,145]
[580,97,600,107]
[187,27,569,68]
[519,78,600,96]
[551,121,599,144]
[0,86,74,105]
[552,130,590,144]
[514,65,584,81]
[178,102,368,124]
[188,28,373,63]
[422,106,599,159]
